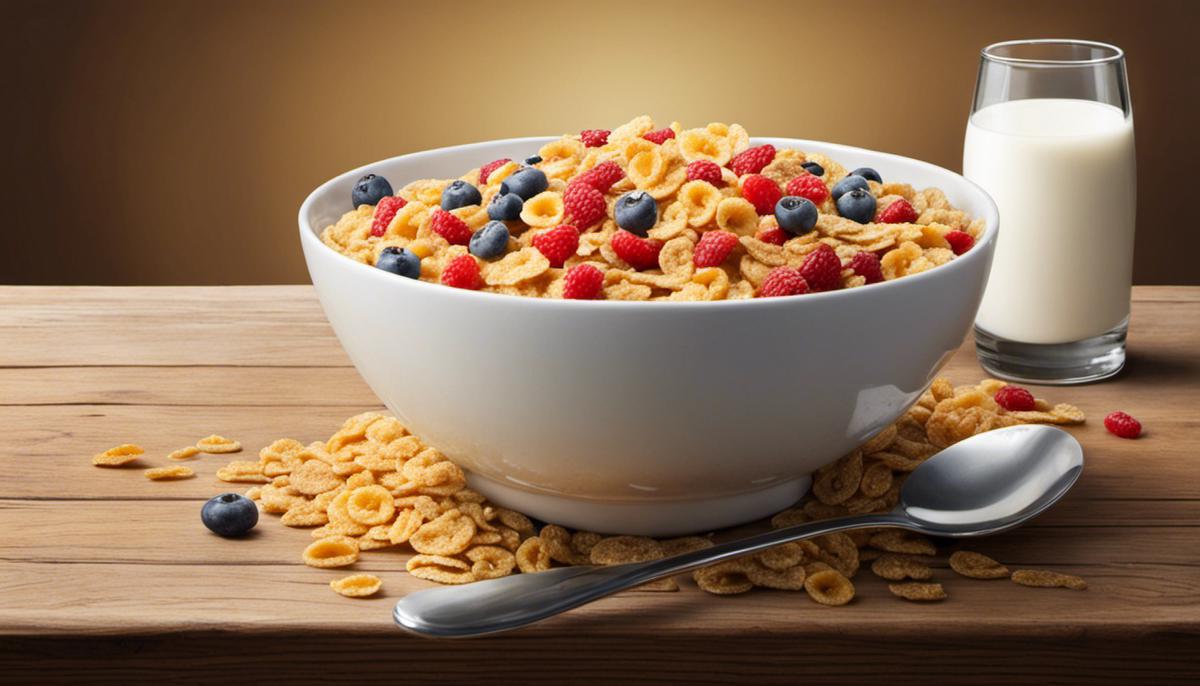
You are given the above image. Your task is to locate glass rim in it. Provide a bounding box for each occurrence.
[981,39,1124,67]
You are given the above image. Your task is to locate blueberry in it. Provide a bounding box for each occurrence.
[440,180,482,210]
[376,246,421,279]
[850,167,882,183]
[351,173,393,208]
[201,493,258,537]
[837,188,877,223]
[470,221,511,260]
[487,192,524,222]
[774,196,819,234]
[500,167,549,200]
[523,155,542,165]
[614,191,658,236]
[801,161,825,177]
[831,174,870,201]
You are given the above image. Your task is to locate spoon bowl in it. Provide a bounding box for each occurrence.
[394,424,1084,638]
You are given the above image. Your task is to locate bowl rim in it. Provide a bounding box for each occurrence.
[299,135,999,310]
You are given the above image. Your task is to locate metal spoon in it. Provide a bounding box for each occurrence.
[394,424,1083,638]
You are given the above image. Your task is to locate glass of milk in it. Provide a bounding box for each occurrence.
[965,39,1135,384]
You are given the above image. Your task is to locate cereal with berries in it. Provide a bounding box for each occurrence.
[321,116,985,300]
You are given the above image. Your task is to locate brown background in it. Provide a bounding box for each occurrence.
[3,0,1197,286]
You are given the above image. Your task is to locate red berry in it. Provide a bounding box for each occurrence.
[758,266,810,298]
[562,263,605,300]
[440,255,481,290]
[611,229,663,270]
[479,158,512,185]
[686,160,722,185]
[785,174,830,206]
[531,225,580,268]
[798,243,842,292]
[994,385,1037,412]
[1104,411,1142,439]
[430,209,473,245]
[580,129,610,147]
[369,196,408,237]
[693,230,740,268]
[878,198,918,224]
[730,144,776,176]
[575,160,625,193]
[642,128,675,144]
[848,250,883,284]
[945,230,975,255]
[756,227,789,246]
[563,182,606,228]
[741,174,782,215]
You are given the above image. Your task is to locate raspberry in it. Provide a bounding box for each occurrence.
[994,385,1037,412]
[580,129,610,147]
[575,160,625,193]
[478,158,511,185]
[785,174,830,205]
[755,227,789,246]
[741,174,782,215]
[685,160,722,185]
[1104,411,1142,439]
[758,266,810,298]
[729,144,776,176]
[531,224,580,267]
[693,230,739,268]
[369,196,408,237]
[878,198,918,224]
[848,250,883,284]
[945,230,975,255]
[562,263,604,300]
[798,243,842,292]
[430,209,473,245]
[611,229,663,270]
[642,128,676,144]
[440,255,481,290]
[563,182,606,228]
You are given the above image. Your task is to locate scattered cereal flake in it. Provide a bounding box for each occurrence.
[289,459,343,496]
[869,530,937,556]
[804,569,855,606]
[216,460,270,483]
[407,554,474,585]
[387,508,425,545]
[92,444,144,467]
[409,510,476,556]
[888,582,947,601]
[1011,569,1087,590]
[949,551,1010,580]
[746,560,807,591]
[143,465,195,481]
[301,536,359,568]
[466,545,517,580]
[166,446,200,461]
[515,536,553,573]
[345,485,396,526]
[870,554,933,581]
[659,536,713,557]
[770,508,808,528]
[196,435,242,454]
[589,536,664,565]
[694,560,755,595]
[330,573,382,598]
[756,542,805,571]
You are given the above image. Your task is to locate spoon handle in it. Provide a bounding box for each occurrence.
[394,511,912,638]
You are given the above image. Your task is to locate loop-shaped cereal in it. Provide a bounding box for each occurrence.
[402,448,466,489]
[515,536,552,573]
[483,247,550,286]
[716,197,759,235]
[466,545,517,580]
[677,180,722,227]
[409,510,476,556]
[519,191,565,228]
[627,149,667,188]
[589,536,664,565]
[694,560,754,595]
[330,573,382,598]
[678,128,733,165]
[345,485,396,526]
[803,569,855,606]
[302,536,359,568]
[196,435,242,454]
[406,554,474,585]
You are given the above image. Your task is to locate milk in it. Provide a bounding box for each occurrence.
[965,98,1136,344]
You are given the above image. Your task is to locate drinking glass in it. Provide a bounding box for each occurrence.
[964,39,1135,384]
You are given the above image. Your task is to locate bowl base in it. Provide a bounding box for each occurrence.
[466,473,812,537]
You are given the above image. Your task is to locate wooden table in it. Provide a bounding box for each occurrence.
[1,286,1197,684]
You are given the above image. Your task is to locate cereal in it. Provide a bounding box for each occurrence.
[196,435,242,454]
[166,446,200,461]
[870,554,933,581]
[1011,569,1088,590]
[813,451,864,505]
[745,560,807,591]
[387,509,425,544]
[301,536,359,568]
[803,569,855,606]
[330,573,382,598]
[589,536,664,565]
[216,460,269,483]
[143,465,195,480]
[322,116,981,300]
[466,545,517,580]
[515,536,553,573]
[409,510,476,556]
[949,551,1010,580]
[345,485,396,526]
[888,582,947,602]
[869,530,937,556]
[694,560,755,595]
[407,554,474,585]
[92,444,144,467]
[289,459,343,496]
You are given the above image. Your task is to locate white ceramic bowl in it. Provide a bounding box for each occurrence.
[299,137,998,536]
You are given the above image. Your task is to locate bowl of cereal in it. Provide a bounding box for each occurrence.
[299,117,998,536]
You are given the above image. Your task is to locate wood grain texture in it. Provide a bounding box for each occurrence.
[0,285,1197,684]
